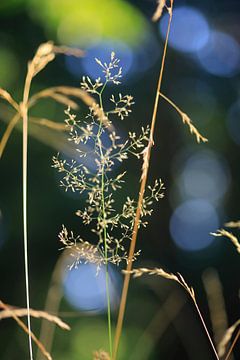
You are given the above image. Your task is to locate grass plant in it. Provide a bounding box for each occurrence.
[0,1,239,359]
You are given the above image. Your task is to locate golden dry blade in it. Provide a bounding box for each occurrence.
[202,268,229,347]
[218,319,240,357]
[53,45,85,57]
[152,0,166,21]
[224,220,240,229]
[160,92,208,143]
[29,117,66,131]
[0,113,20,158]
[0,88,19,111]
[44,92,79,109]
[123,267,219,359]
[29,86,112,129]
[211,229,240,254]
[0,306,70,330]
[0,300,52,360]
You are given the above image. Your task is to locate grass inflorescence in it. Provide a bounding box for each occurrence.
[53,52,165,357]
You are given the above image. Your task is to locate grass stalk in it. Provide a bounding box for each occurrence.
[99,88,113,357]
[112,2,174,359]
[0,113,20,158]
[193,299,220,359]
[22,68,34,360]
[36,252,66,360]
[0,301,52,360]
[105,263,113,357]
[224,328,240,360]
[0,42,86,359]
[102,167,113,357]
[124,267,219,359]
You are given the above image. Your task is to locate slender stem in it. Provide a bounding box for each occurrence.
[0,301,51,360]
[98,87,113,357]
[159,92,182,114]
[101,166,113,357]
[0,113,20,158]
[22,66,34,360]
[36,251,67,360]
[113,3,174,359]
[193,300,219,360]
[224,328,240,360]
[105,261,113,357]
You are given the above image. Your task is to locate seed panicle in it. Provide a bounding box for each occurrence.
[54,53,164,271]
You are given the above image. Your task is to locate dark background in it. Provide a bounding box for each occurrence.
[0,0,239,359]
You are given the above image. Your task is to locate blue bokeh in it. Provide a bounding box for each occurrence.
[160,6,210,53]
[170,199,219,251]
[197,30,240,77]
[63,262,120,312]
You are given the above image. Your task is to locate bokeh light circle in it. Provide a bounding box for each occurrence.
[177,150,230,204]
[65,42,132,80]
[197,30,240,77]
[63,262,120,312]
[65,35,160,81]
[160,6,210,53]
[170,199,219,251]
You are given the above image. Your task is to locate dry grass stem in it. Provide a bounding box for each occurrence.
[30,86,93,106]
[152,0,167,21]
[0,113,20,158]
[0,42,85,159]
[141,139,153,181]
[124,267,219,359]
[28,88,78,110]
[202,269,229,347]
[113,4,174,358]
[0,88,19,111]
[44,93,79,110]
[218,319,240,357]
[53,45,85,57]
[224,329,240,360]
[0,306,70,330]
[29,117,66,131]
[160,92,208,143]
[0,300,52,360]
[93,350,111,360]
[224,220,240,229]
[0,83,110,159]
[123,267,195,299]
[19,41,84,360]
[29,86,112,130]
[36,251,69,360]
[0,107,80,157]
[211,229,240,254]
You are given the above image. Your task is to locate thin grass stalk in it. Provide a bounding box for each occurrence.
[0,301,52,360]
[193,298,220,359]
[112,2,174,359]
[98,85,113,357]
[101,156,113,357]
[0,43,84,359]
[124,267,219,359]
[0,113,20,158]
[21,67,34,360]
[159,92,208,143]
[202,269,228,347]
[36,251,67,360]
[224,329,240,360]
